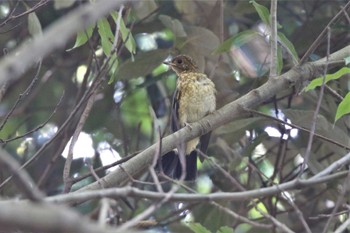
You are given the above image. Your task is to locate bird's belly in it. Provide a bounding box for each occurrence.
[179,85,216,125]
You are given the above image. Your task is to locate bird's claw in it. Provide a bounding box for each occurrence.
[184,122,193,130]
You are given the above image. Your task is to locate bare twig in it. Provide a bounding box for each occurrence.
[310,152,350,180]
[0,148,44,202]
[63,90,97,193]
[112,5,124,54]
[247,109,350,150]
[0,92,64,144]
[0,0,49,28]
[299,27,331,177]
[322,171,350,233]
[0,61,42,133]
[211,202,272,229]
[269,0,278,77]
[334,216,350,233]
[299,1,350,64]
[0,0,129,86]
[47,171,348,205]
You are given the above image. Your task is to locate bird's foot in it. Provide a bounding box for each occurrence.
[184,122,193,130]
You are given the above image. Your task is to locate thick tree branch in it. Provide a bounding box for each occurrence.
[0,202,139,233]
[78,45,350,192]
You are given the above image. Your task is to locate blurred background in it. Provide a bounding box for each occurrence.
[0,0,349,232]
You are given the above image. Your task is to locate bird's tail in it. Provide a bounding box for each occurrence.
[158,150,197,181]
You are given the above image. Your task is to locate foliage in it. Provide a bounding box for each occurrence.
[0,0,349,233]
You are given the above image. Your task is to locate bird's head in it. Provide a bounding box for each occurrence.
[163,55,198,74]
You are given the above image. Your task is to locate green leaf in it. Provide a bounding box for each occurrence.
[181,26,220,57]
[345,56,350,65]
[250,0,270,25]
[234,223,252,233]
[159,15,187,37]
[111,12,136,54]
[187,222,211,233]
[277,32,299,64]
[107,53,119,84]
[250,0,282,28]
[248,201,267,219]
[217,226,234,233]
[335,92,350,122]
[28,12,42,36]
[121,88,152,135]
[115,49,169,80]
[67,26,94,51]
[304,67,350,91]
[97,17,115,56]
[23,2,42,36]
[119,16,136,54]
[214,30,257,53]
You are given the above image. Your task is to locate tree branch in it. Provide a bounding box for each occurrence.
[0,201,139,233]
[0,0,129,86]
[78,45,350,192]
[47,171,347,205]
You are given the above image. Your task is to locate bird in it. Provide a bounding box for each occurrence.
[159,55,216,181]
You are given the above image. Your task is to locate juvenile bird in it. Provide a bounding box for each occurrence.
[160,55,216,180]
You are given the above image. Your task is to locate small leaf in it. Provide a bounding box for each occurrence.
[28,12,42,36]
[234,223,252,233]
[217,226,234,233]
[183,26,220,56]
[54,0,76,10]
[97,17,115,55]
[159,15,187,37]
[132,0,158,20]
[115,49,169,80]
[304,67,350,91]
[187,223,211,233]
[214,30,257,53]
[345,56,350,65]
[67,26,94,51]
[107,53,119,84]
[119,15,136,54]
[277,32,299,64]
[335,92,350,122]
[111,12,136,54]
[250,0,270,25]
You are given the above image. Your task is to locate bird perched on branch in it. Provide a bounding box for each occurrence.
[160,55,216,181]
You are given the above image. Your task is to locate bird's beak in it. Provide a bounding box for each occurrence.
[163,61,171,66]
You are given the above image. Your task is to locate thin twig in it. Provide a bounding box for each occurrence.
[299,1,350,64]
[322,170,350,233]
[63,89,97,193]
[47,171,348,204]
[269,0,278,77]
[0,92,64,144]
[0,61,42,132]
[299,27,331,177]
[0,148,44,202]
[0,0,49,28]
[247,109,350,150]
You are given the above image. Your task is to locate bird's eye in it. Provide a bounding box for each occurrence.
[176,59,183,64]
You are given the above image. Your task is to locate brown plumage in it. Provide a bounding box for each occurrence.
[161,55,216,180]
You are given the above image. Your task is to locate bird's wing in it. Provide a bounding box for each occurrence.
[171,88,181,132]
